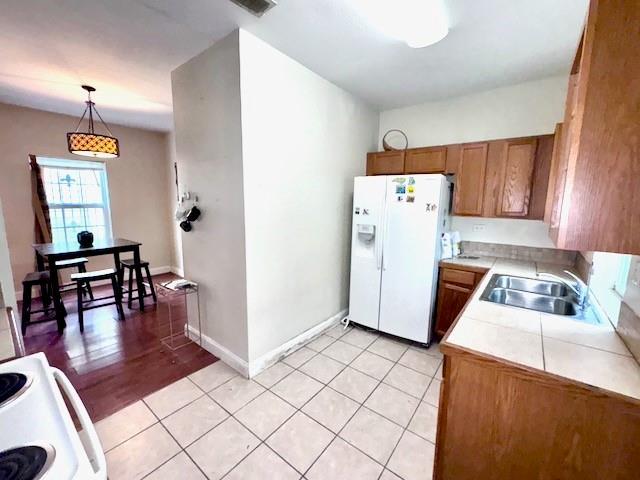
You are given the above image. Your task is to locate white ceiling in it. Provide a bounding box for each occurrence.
[0,0,588,131]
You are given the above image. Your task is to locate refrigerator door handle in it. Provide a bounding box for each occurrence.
[375,222,383,270]
[381,199,390,271]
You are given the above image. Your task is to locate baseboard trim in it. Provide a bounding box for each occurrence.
[185,325,249,378]
[247,308,347,378]
[15,265,172,302]
[183,309,347,379]
[185,324,250,377]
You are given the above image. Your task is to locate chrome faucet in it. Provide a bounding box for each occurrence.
[537,270,590,308]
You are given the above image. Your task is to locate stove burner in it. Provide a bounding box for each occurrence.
[0,446,53,480]
[0,374,29,408]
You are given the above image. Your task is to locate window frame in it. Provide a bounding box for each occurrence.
[613,254,632,298]
[37,157,113,245]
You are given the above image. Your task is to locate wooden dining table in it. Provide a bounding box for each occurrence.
[33,237,145,332]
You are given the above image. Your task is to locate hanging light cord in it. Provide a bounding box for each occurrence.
[72,89,115,137]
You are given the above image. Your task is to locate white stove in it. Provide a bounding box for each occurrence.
[0,353,106,479]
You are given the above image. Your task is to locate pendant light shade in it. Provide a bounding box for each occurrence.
[67,85,120,158]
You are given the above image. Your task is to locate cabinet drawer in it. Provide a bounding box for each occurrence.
[441,268,476,286]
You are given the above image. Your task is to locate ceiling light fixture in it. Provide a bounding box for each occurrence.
[352,0,449,48]
[67,85,120,158]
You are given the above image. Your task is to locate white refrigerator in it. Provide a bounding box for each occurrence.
[347,174,450,344]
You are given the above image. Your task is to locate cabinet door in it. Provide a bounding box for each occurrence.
[453,143,488,216]
[366,151,405,175]
[496,139,537,217]
[435,281,473,337]
[404,147,446,173]
[549,74,579,243]
[544,124,563,224]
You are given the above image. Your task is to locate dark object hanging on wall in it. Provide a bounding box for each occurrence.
[186,206,201,222]
[382,129,409,151]
[67,85,120,158]
[179,221,192,232]
[77,231,94,248]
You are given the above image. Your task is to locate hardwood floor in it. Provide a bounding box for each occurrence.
[21,273,217,422]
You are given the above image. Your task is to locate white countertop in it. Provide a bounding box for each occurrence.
[443,257,640,402]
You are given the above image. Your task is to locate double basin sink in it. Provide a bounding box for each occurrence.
[480,274,600,324]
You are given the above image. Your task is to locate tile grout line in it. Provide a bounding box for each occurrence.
[213,336,349,479]
[379,363,440,479]
[540,319,546,371]
[104,356,266,478]
[264,328,395,477]
[339,332,420,478]
[105,325,441,480]
[300,331,424,479]
[311,337,441,389]
[189,330,435,477]
[141,397,212,480]
[138,372,248,479]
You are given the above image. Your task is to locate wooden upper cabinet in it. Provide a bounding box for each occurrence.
[404,147,446,173]
[445,144,461,175]
[366,151,405,175]
[543,123,563,224]
[549,74,579,243]
[366,134,553,220]
[527,134,555,220]
[453,143,488,216]
[550,0,640,253]
[495,139,537,217]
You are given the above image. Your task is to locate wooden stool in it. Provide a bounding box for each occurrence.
[119,259,157,309]
[21,271,56,335]
[52,257,94,300]
[70,269,125,333]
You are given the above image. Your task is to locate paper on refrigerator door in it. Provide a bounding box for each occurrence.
[441,232,453,259]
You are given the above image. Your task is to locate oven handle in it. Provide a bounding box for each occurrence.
[52,368,107,480]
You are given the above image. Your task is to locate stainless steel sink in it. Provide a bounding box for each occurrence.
[484,288,577,315]
[479,273,602,324]
[492,275,568,297]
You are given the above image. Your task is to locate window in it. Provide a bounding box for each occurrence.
[614,255,632,297]
[38,157,112,245]
[589,251,632,325]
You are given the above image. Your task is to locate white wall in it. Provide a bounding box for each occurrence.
[239,31,379,362]
[451,218,555,248]
[0,198,17,359]
[379,76,567,148]
[172,31,249,362]
[379,76,567,248]
[165,131,184,275]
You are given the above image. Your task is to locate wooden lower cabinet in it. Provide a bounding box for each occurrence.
[434,266,485,337]
[434,349,640,480]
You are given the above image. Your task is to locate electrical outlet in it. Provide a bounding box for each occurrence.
[472,224,485,232]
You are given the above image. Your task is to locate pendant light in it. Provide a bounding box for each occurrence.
[67,85,120,158]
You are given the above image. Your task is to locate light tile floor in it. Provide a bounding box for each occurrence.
[96,325,442,480]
